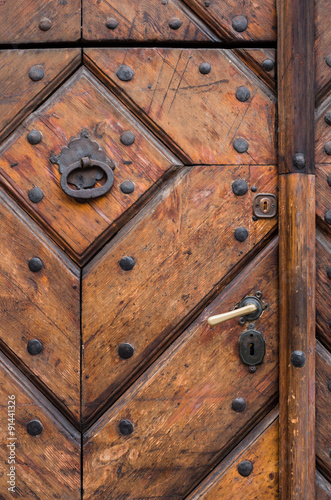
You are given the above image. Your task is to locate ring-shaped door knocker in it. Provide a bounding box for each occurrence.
[60,156,114,201]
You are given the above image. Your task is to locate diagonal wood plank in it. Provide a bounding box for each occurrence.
[82,165,277,423]
[0,188,80,423]
[0,49,81,144]
[83,0,219,42]
[316,231,331,351]
[84,48,276,165]
[316,341,331,482]
[83,238,278,498]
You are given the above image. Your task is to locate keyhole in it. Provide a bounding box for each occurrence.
[263,200,268,211]
[250,343,255,356]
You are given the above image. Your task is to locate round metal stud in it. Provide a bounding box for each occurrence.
[232,15,248,32]
[255,291,262,299]
[28,257,43,272]
[324,141,331,155]
[239,317,246,325]
[119,419,134,435]
[235,86,250,102]
[291,351,306,368]
[204,1,211,6]
[232,397,246,412]
[232,179,248,196]
[199,62,211,75]
[28,65,45,82]
[293,153,305,169]
[27,339,43,355]
[234,227,249,242]
[27,420,43,436]
[28,187,44,203]
[168,18,182,30]
[106,18,118,29]
[27,130,42,145]
[248,366,256,373]
[326,55,331,68]
[116,65,134,82]
[39,18,52,31]
[325,209,331,225]
[118,343,135,359]
[326,266,331,279]
[120,181,135,194]
[233,138,249,154]
[119,256,135,271]
[251,186,257,192]
[120,131,135,146]
[262,59,274,72]
[324,112,331,126]
[238,460,253,477]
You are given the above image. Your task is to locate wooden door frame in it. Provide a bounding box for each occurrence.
[277,0,316,497]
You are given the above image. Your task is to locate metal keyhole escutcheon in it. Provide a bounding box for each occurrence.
[60,156,114,201]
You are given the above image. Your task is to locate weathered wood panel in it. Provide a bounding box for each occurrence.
[84,48,276,165]
[0,49,80,143]
[0,0,81,43]
[316,231,331,350]
[316,165,331,232]
[82,165,277,423]
[183,0,276,42]
[315,96,331,165]
[0,68,180,264]
[233,48,276,92]
[83,238,278,498]
[0,352,80,498]
[315,0,331,102]
[83,0,219,41]
[0,188,80,422]
[187,410,279,499]
[316,341,331,481]
[316,471,331,499]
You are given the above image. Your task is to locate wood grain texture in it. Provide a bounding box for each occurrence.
[0,0,81,43]
[187,409,279,499]
[0,49,81,144]
[316,471,331,499]
[316,96,331,165]
[83,238,279,499]
[233,48,276,93]
[83,0,219,41]
[84,48,276,165]
[316,231,331,351]
[0,188,80,423]
[316,165,331,236]
[279,174,315,499]
[0,352,80,499]
[183,0,276,42]
[82,165,277,423]
[316,341,331,481]
[0,68,180,265]
[315,0,331,103]
[277,0,315,174]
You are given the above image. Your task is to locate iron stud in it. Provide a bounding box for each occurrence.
[28,187,44,203]
[232,15,248,32]
[199,62,211,74]
[168,18,182,30]
[39,18,52,31]
[232,179,248,196]
[106,18,118,29]
[324,112,331,126]
[120,181,135,194]
[28,65,45,82]
[235,86,250,102]
[262,59,274,71]
[238,460,253,477]
[234,227,249,242]
[324,141,331,155]
[118,343,135,359]
[28,257,43,272]
[325,209,331,225]
[27,130,42,145]
[233,138,249,154]
[119,256,135,271]
[232,397,246,412]
[293,153,305,169]
[116,65,134,82]
[27,420,43,436]
[291,351,306,368]
[120,131,135,146]
[27,339,43,355]
[119,419,134,435]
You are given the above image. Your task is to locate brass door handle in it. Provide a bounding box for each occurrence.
[207,295,263,326]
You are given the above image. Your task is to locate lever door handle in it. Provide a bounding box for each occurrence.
[207,295,263,326]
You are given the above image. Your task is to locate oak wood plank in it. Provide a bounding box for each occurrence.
[316,231,331,350]
[0,0,81,43]
[233,48,276,93]
[316,96,331,166]
[316,165,331,234]
[83,0,219,41]
[82,165,277,424]
[315,0,331,103]
[84,48,276,165]
[316,341,331,481]
[0,49,81,144]
[0,352,80,499]
[316,471,331,499]
[0,68,180,264]
[83,238,279,498]
[0,188,80,423]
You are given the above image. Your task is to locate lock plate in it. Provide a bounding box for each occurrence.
[239,328,265,366]
[253,193,277,218]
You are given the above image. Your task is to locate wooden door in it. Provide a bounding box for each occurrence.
[0,1,329,499]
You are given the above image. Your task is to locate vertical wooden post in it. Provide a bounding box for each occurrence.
[277,0,316,498]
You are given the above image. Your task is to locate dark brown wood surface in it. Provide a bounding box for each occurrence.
[183,0,276,42]
[83,238,279,498]
[316,341,331,481]
[279,175,315,499]
[0,188,80,424]
[0,49,81,143]
[315,96,331,165]
[233,48,276,92]
[0,0,81,43]
[316,231,331,350]
[83,0,219,42]
[316,471,331,500]
[0,68,180,264]
[186,409,279,499]
[0,352,80,498]
[84,48,276,165]
[315,0,331,103]
[82,165,277,423]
